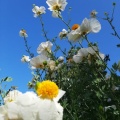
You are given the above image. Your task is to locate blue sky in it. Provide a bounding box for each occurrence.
[0,0,120,92]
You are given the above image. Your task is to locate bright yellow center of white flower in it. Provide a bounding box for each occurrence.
[72,24,80,30]
[36,80,59,99]
[52,4,61,11]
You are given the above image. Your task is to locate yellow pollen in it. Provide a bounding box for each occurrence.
[52,5,60,11]
[36,80,59,99]
[71,24,80,30]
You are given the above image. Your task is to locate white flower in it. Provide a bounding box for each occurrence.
[90,10,98,18]
[67,18,101,42]
[46,0,68,17]
[73,48,88,63]
[0,90,65,120]
[4,90,22,104]
[30,55,48,69]
[80,18,101,35]
[32,5,46,17]
[48,60,56,71]
[19,29,28,37]
[59,29,68,39]
[21,55,30,62]
[37,41,53,55]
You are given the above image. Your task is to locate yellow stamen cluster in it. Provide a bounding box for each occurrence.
[72,24,80,30]
[52,5,61,11]
[36,80,59,99]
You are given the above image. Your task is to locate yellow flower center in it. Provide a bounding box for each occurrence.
[71,24,80,30]
[52,4,61,11]
[36,80,59,99]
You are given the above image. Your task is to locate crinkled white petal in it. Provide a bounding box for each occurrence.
[77,48,88,57]
[73,55,83,63]
[30,55,48,68]
[4,90,23,104]
[67,27,81,42]
[89,18,101,33]
[37,41,53,55]
[80,18,91,34]
[54,89,65,102]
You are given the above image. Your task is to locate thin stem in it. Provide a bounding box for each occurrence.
[23,37,41,78]
[58,15,71,31]
[39,15,49,41]
[23,37,33,58]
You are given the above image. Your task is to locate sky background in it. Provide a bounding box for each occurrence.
[0,0,120,92]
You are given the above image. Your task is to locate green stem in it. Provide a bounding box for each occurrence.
[39,15,49,41]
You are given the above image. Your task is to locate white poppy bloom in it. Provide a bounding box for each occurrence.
[90,10,98,18]
[37,41,53,55]
[0,90,65,120]
[46,0,68,17]
[32,5,46,17]
[77,48,88,57]
[67,18,101,42]
[80,18,101,35]
[19,29,28,37]
[30,55,48,69]
[48,60,56,71]
[73,48,88,63]
[59,29,68,39]
[21,55,30,62]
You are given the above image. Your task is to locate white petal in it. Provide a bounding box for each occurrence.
[78,48,88,57]
[54,89,65,102]
[73,55,83,63]
[89,18,101,33]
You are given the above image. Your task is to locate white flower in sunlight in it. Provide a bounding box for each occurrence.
[73,48,88,63]
[19,29,28,37]
[48,60,56,71]
[46,0,68,17]
[80,18,101,35]
[90,10,98,18]
[21,55,30,62]
[0,89,65,120]
[68,18,101,42]
[4,90,22,104]
[32,5,46,17]
[59,29,68,39]
[30,55,48,69]
[37,41,53,55]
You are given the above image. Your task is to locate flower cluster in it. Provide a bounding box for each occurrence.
[1,0,120,120]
